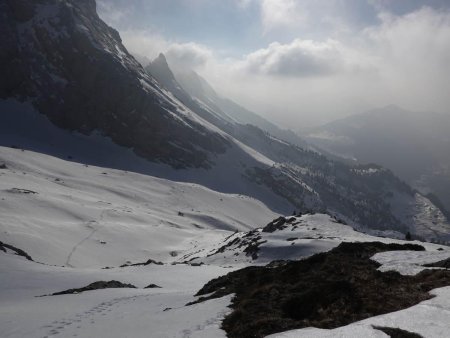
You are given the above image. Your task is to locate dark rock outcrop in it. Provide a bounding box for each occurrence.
[0,241,33,261]
[191,242,450,338]
[120,258,164,268]
[424,257,450,269]
[373,326,423,338]
[48,280,136,295]
[144,283,161,289]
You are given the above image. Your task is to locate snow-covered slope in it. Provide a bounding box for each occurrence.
[183,213,449,266]
[0,145,277,268]
[0,252,235,338]
[1,146,450,338]
[2,197,450,337]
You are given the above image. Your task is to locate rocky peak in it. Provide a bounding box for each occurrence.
[146,52,176,83]
[0,0,229,168]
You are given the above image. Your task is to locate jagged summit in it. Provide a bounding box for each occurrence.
[148,53,176,81]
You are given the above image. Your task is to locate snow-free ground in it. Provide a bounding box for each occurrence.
[1,146,450,337]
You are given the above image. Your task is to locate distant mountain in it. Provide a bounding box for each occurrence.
[145,53,232,128]
[173,68,309,148]
[146,54,308,149]
[304,105,450,211]
[1,0,449,242]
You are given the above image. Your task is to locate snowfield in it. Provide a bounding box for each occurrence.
[0,253,234,338]
[1,146,450,338]
[0,146,276,267]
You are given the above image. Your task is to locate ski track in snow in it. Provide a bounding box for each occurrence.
[65,209,110,267]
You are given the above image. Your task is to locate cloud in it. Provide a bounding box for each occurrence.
[240,39,345,77]
[97,0,131,25]
[113,30,213,70]
[117,30,170,61]
[360,6,450,111]
[165,42,213,69]
[114,5,450,127]
[211,6,450,127]
[260,0,308,33]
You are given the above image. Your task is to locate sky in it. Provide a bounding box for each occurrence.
[97,0,450,129]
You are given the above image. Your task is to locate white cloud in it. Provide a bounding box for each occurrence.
[116,6,450,127]
[240,39,345,77]
[118,30,170,61]
[212,6,450,127]
[116,30,213,70]
[361,7,450,111]
[165,42,214,69]
[260,0,308,33]
[97,0,131,25]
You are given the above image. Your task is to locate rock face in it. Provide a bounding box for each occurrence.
[0,0,229,168]
[145,53,233,130]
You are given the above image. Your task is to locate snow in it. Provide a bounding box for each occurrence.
[0,144,278,267]
[0,253,234,338]
[186,213,449,266]
[373,250,450,275]
[351,167,382,175]
[0,98,293,216]
[389,191,450,243]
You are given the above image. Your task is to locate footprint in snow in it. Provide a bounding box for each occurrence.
[40,294,152,337]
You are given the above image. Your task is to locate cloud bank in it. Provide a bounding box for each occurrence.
[99,2,450,129]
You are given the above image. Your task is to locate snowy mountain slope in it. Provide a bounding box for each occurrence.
[3,96,449,243]
[1,0,449,242]
[0,145,278,267]
[183,213,449,266]
[0,98,293,214]
[2,141,447,269]
[170,66,309,149]
[145,55,450,241]
[1,146,450,338]
[145,53,235,129]
[0,0,230,169]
